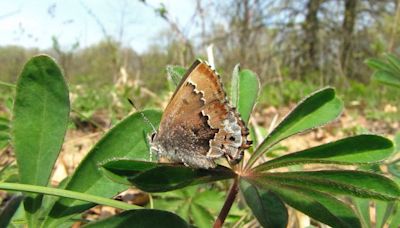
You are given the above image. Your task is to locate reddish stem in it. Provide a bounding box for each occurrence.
[213,177,239,228]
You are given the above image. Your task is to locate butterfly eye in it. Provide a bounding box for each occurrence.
[150,132,157,142]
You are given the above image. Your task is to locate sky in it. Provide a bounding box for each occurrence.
[0,0,196,53]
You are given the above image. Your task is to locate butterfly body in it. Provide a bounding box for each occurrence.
[150,60,251,169]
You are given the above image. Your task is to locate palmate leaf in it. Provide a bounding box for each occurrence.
[254,135,394,171]
[102,160,235,192]
[12,55,70,226]
[42,110,161,227]
[247,87,343,167]
[82,209,189,228]
[365,53,400,88]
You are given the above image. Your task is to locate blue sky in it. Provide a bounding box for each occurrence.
[0,0,196,53]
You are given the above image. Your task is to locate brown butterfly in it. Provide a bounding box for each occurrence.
[150,60,251,169]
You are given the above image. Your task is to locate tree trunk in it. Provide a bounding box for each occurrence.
[301,0,323,76]
[341,0,358,77]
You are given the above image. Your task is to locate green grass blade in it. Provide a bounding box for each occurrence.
[12,55,70,226]
[254,135,394,171]
[0,182,140,210]
[240,180,288,228]
[82,209,189,228]
[42,110,161,227]
[247,87,343,167]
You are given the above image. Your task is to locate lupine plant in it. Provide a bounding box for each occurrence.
[0,55,398,227]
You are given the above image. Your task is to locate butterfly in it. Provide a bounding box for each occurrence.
[150,60,251,169]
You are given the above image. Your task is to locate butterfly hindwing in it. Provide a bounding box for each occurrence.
[151,60,251,168]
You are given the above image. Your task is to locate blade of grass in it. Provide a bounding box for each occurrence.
[0,182,140,210]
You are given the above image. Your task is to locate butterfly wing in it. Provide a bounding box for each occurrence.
[153,60,250,168]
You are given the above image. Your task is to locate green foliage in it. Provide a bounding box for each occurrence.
[42,110,161,227]
[152,185,244,228]
[12,55,70,227]
[104,63,400,228]
[259,80,317,107]
[231,64,259,123]
[0,56,399,228]
[0,55,180,228]
[0,116,11,151]
[240,181,288,227]
[82,209,188,228]
[102,160,234,192]
[366,53,400,88]
[248,87,343,166]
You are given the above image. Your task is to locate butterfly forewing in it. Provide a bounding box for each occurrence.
[151,60,251,168]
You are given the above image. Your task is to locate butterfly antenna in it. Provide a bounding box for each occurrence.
[127,98,157,134]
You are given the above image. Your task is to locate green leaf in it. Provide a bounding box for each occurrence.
[389,202,400,228]
[0,164,19,183]
[252,170,400,200]
[0,194,23,228]
[268,184,361,228]
[231,67,259,124]
[166,65,186,88]
[352,198,371,228]
[43,110,161,227]
[176,202,191,222]
[365,58,398,73]
[372,70,400,88]
[248,87,343,167]
[82,209,189,228]
[240,180,288,228]
[12,55,70,226]
[192,189,224,212]
[190,203,214,228]
[385,53,400,73]
[254,135,394,171]
[375,201,395,228]
[0,116,9,131]
[102,160,235,192]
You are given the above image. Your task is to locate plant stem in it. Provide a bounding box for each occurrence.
[213,177,239,228]
[0,182,140,210]
[0,81,16,88]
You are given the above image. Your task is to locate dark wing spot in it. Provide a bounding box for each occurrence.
[229,136,235,141]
